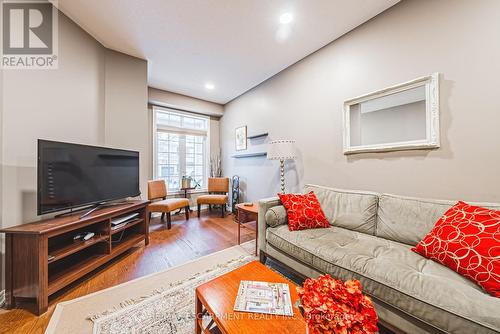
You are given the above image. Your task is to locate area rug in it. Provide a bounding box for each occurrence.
[46,242,256,334]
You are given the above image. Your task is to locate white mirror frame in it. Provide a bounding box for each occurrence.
[343,73,440,155]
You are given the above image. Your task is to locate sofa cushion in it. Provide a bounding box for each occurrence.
[278,192,330,231]
[265,205,287,227]
[413,201,500,297]
[304,184,379,235]
[266,225,500,334]
[376,193,500,246]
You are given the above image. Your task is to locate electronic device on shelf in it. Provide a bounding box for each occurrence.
[111,212,139,226]
[73,231,95,241]
[111,222,128,230]
[83,232,95,240]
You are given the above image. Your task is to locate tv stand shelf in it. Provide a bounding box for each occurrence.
[111,218,144,235]
[0,200,150,315]
[48,234,109,264]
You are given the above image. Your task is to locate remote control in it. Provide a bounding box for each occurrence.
[73,233,84,240]
[83,232,95,241]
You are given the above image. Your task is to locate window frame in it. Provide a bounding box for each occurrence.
[152,106,210,193]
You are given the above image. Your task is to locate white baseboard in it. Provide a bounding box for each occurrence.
[0,290,5,308]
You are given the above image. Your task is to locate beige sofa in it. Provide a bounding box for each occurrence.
[258,184,500,334]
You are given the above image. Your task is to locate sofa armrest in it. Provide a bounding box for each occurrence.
[258,197,282,253]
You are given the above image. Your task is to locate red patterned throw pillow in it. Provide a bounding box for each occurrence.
[412,201,500,297]
[278,191,330,231]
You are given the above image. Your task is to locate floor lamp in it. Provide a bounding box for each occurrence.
[267,140,296,194]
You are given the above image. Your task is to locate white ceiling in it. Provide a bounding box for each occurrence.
[55,0,399,104]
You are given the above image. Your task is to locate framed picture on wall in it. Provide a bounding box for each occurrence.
[235,126,247,151]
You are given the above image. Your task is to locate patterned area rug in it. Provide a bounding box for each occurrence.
[89,255,253,334]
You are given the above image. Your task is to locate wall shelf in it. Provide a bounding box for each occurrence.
[231,152,267,158]
[247,132,268,140]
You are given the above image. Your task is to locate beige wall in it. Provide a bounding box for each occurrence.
[105,50,149,197]
[149,87,223,117]
[0,13,149,290]
[221,0,500,203]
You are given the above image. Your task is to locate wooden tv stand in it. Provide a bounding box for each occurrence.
[0,200,150,315]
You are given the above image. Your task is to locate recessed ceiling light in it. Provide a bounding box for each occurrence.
[205,82,215,90]
[279,12,293,24]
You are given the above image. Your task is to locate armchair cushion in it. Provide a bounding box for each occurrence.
[148,198,189,212]
[197,194,228,205]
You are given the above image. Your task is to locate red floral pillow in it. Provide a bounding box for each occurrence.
[278,192,330,231]
[412,201,500,297]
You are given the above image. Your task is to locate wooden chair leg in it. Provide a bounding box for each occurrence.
[198,204,201,218]
[221,205,225,218]
[161,213,165,221]
[185,206,190,220]
[166,212,172,229]
[209,204,212,212]
[149,212,152,221]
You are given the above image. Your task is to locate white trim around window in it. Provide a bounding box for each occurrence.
[152,106,210,193]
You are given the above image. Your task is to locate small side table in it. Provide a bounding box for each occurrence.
[176,186,196,214]
[235,203,258,255]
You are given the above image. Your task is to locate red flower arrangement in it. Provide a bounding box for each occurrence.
[296,274,378,334]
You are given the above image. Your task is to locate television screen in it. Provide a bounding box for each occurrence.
[37,140,140,215]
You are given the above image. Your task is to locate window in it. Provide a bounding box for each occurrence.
[154,107,209,192]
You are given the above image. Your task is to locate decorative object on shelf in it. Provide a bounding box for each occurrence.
[235,125,247,151]
[180,176,196,189]
[267,139,296,193]
[210,151,222,177]
[343,73,440,154]
[181,176,192,189]
[296,274,378,334]
[181,175,200,189]
[231,175,240,215]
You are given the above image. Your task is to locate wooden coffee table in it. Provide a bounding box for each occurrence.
[195,261,306,334]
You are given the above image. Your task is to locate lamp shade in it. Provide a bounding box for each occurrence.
[267,140,297,160]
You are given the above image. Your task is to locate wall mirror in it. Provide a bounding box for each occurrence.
[343,73,440,154]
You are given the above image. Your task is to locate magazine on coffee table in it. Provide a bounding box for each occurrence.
[233,280,293,316]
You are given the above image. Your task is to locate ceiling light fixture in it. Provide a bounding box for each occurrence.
[279,12,293,24]
[205,82,215,90]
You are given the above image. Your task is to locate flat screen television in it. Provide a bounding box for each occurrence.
[37,139,140,215]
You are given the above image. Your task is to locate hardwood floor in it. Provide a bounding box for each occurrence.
[0,211,256,334]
